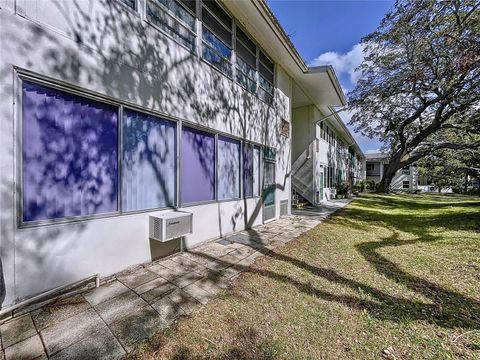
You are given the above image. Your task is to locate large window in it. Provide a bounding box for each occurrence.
[181,126,215,203]
[243,144,260,197]
[202,0,232,76]
[403,181,410,189]
[122,110,176,211]
[147,0,197,52]
[22,82,118,222]
[217,136,240,199]
[235,26,257,94]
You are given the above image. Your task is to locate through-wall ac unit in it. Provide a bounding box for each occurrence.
[149,211,193,242]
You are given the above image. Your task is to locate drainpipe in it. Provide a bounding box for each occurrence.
[0,274,100,318]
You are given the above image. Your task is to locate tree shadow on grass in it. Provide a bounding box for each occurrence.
[186,228,480,332]
[134,197,479,357]
[189,195,480,332]
[355,194,480,211]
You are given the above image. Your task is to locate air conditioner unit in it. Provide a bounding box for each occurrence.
[149,211,193,242]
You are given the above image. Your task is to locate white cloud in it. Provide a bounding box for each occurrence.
[338,109,384,153]
[310,43,365,86]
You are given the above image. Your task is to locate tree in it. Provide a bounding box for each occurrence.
[349,0,480,192]
[417,147,479,192]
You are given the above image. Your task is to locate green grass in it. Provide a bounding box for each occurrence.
[129,194,480,359]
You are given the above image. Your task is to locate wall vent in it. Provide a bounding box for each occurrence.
[280,200,288,217]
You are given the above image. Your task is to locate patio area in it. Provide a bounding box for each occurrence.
[0,199,350,360]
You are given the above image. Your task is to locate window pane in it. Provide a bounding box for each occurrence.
[179,0,195,14]
[236,41,256,69]
[202,5,232,46]
[236,70,256,94]
[263,161,275,206]
[236,27,256,54]
[260,51,274,72]
[259,64,274,84]
[122,110,176,211]
[258,87,273,105]
[253,146,260,196]
[181,127,215,203]
[119,0,136,9]
[202,28,232,76]
[154,0,195,29]
[147,0,196,51]
[218,136,240,200]
[203,0,232,30]
[243,144,253,197]
[202,28,231,58]
[22,82,118,222]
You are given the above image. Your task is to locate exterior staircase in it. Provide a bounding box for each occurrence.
[291,146,315,206]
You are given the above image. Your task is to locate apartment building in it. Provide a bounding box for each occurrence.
[365,152,418,191]
[291,105,365,204]
[0,0,353,306]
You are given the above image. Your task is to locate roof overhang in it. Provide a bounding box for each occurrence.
[293,66,347,108]
[223,1,347,108]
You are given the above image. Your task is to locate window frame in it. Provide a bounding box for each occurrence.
[402,180,410,189]
[216,135,242,201]
[17,74,122,227]
[242,142,262,199]
[258,49,275,105]
[200,0,233,77]
[121,107,178,214]
[118,0,137,11]
[402,166,411,175]
[234,24,258,94]
[15,65,270,228]
[145,0,198,54]
[179,124,218,206]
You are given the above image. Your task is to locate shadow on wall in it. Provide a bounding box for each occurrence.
[0,0,290,305]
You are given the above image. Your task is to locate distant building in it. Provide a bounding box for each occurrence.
[365,153,418,191]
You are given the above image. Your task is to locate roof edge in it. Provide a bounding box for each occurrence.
[308,66,348,106]
[255,0,308,73]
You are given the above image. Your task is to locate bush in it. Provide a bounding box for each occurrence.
[335,182,350,196]
[366,180,376,191]
[356,180,367,192]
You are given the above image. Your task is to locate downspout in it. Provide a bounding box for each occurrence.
[0,274,99,318]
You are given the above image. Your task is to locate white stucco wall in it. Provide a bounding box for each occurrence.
[0,1,292,305]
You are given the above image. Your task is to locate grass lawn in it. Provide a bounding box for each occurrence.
[129,194,480,359]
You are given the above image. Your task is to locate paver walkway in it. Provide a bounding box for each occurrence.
[1,200,350,359]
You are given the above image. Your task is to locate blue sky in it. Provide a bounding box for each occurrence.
[268,0,394,153]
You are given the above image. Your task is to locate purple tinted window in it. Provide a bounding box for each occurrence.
[22,82,118,222]
[181,126,215,203]
[243,144,253,197]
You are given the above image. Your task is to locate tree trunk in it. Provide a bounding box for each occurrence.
[377,160,402,193]
[464,170,469,193]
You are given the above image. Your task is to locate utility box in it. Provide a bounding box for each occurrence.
[149,211,193,242]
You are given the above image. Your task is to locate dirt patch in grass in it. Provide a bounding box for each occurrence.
[127,194,480,359]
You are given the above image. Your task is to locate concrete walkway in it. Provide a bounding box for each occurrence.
[0,199,351,360]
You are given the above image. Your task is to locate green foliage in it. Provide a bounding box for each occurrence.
[417,141,480,192]
[335,182,350,196]
[349,0,480,189]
